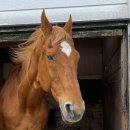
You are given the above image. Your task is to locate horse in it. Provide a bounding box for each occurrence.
[0,10,85,130]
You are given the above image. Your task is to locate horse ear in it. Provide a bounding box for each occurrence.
[41,10,52,35]
[64,15,72,36]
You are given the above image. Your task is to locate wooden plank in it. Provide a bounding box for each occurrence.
[120,33,129,130]
[0,0,127,11]
[103,36,122,82]
[103,36,124,130]
[0,4,128,26]
[105,68,121,83]
[73,30,123,38]
[102,37,122,65]
[128,24,130,130]
[0,30,123,43]
[0,33,31,43]
[104,83,122,130]
[104,47,121,79]
[103,32,128,130]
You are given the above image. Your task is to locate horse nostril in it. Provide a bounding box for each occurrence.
[64,103,74,118]
[65,104,72,113]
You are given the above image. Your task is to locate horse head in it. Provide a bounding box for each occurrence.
[35,10,85,124]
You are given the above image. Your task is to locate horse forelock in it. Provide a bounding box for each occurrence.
[52,26,72,45]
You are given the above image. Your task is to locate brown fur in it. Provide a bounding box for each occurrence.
[0,10,84,130]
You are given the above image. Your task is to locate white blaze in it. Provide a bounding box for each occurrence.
[60,41,72,56]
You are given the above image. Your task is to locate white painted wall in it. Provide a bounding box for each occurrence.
[0,0,129,25]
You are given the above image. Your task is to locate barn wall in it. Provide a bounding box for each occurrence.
[74,38,103,79]
[0,0,129,26]
[102,37,124,130]
[128,24,130,130]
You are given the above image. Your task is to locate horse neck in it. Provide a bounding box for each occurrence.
[18,49,46,109]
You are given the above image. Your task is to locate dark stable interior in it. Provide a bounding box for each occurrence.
[0,36,123,130]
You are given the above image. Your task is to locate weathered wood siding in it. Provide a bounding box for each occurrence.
[103,37,122,130]
[0,0,129,26]
[128,24,130,130]
[103,35,128,130]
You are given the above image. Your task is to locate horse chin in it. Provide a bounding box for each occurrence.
[60,109,82,124]
[61,112,73,124]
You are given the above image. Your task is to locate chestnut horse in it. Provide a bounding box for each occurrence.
[0,10,85,130]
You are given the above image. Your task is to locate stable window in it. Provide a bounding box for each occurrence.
[0,27,128,130]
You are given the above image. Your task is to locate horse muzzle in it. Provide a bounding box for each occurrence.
[59,100,85,124]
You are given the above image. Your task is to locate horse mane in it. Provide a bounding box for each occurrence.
[12,26,71,70]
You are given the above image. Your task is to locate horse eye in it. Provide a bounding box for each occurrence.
[47,55,54,61]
